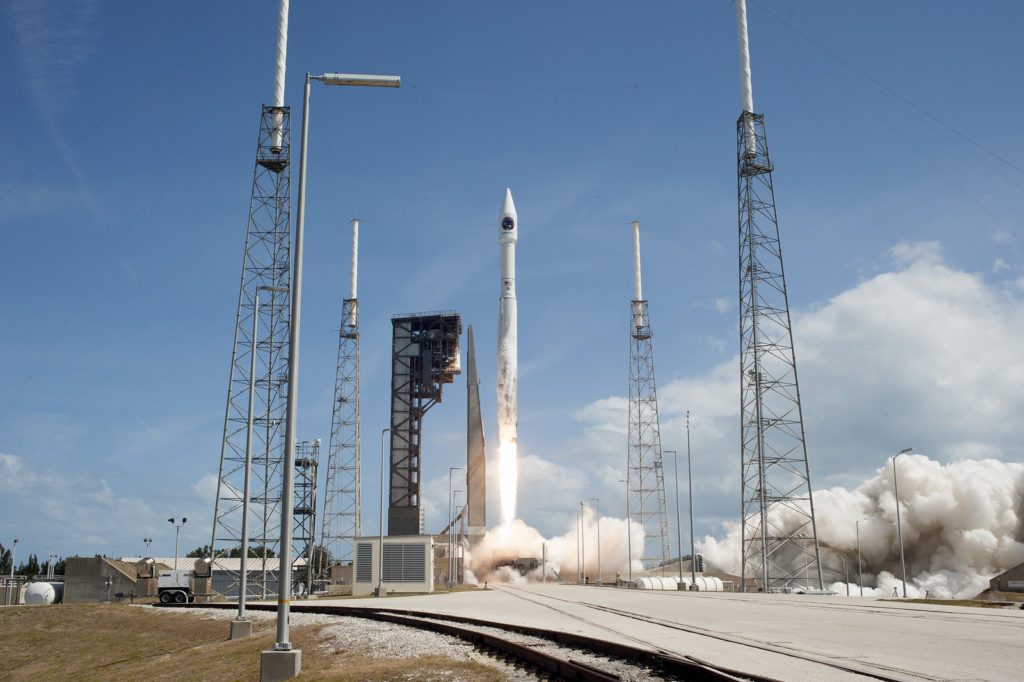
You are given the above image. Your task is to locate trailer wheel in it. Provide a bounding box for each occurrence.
[174,591,187,604]
[159,591,172,604]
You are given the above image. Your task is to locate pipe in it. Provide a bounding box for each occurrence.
[632,221,643,327]
[735,0,757,157]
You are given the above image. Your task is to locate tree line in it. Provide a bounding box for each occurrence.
[0,543,65,578]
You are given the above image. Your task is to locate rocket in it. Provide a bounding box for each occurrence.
[496,188,518,444]
[496,188,519,526]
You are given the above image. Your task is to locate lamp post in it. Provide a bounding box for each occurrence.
[686,411,696,587]
[7,538,18,605]
[451,490,463,586]
[619,479,631,584]
[591,497,601,585]
[580,500,586,583]
[378,427,392,596]
[168,518,186,573]
[893,447,913,598]
[448,467,463,586]
[667,449,682,581]
[274,71,400,657]
[143,538,152,559]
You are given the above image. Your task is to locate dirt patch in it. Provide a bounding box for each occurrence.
[0,603,507,681]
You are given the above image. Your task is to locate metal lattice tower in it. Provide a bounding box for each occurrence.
[210,105,292,592]
[737,111,823,592]
[627,298,671,568]
[388,312,462,536]
[293,438,319,594]
[320,297,360,570]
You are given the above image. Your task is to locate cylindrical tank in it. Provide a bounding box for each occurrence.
[24,582,63,605]
[636,577,652,590]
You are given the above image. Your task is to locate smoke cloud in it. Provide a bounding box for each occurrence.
[466,507,645,584]
[699,454,1024,598]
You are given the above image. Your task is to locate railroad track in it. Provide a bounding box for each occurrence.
[175,600,769,681]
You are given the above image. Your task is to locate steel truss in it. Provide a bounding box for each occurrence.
[210,105,292,595]
[293,438,319,595]
[627,300,671,568]
[320,299,360,571]
[388,312,462,536]
[737,112,823,592]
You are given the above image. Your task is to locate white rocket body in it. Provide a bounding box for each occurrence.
[497,189,518,445]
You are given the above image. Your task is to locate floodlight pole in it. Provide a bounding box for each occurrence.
[275,71,399,654]
[168,518,186,573]
[448,467,462,586]
[378,427,391,596]
[591,497,601,585]
[687,412,696,587]
[619,479,631,584]
[668,449,681,581]
[893,447,913,598]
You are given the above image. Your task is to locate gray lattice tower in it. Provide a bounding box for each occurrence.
[627,300,671,568]
[293,438,319,594]
[737,112,823,592]
[388,312,462,536]
[210,105,292,593]
[320,298,360,570]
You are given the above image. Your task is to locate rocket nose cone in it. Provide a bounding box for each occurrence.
[500,188,517,220]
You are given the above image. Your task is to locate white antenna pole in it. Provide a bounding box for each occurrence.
[736,0,757,157]
[632,221,643,328]
[348,219,358,327]
[271,0,289,150]
[350,219,359,300]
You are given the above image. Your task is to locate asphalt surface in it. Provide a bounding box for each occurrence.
[319,584,1024,681]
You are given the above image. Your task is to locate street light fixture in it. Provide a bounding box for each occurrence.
[143,538,153,559]
[168,518,187,573]
[667,449,682,581]
[892,447,913,598]
[274,71,400,657]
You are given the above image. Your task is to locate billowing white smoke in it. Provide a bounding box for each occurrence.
[699,455,1024,598]
[466,508,645,584]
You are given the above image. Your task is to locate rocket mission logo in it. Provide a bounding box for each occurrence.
[501,216,515,230]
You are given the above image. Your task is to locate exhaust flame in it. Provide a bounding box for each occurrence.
[499,439,517,526]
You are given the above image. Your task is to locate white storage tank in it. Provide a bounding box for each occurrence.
[24,582,63,605]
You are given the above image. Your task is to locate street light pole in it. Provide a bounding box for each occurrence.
[379,427,391,596]
[143,538,152,559]
[619,479,631,584]
[275,71,400,656]
[857,519,864,597]
[448,467,463,586]
[687,411,696,587]
[7,538,18,605]
[168,518,187,573]
[668,449,682,581]
[580,500,586,583]
[591,497,601,585]
[893,447,913,598]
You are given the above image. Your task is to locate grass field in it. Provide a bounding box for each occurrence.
[0,603,504,681]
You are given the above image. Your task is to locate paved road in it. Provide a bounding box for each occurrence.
[322,584,1024,680]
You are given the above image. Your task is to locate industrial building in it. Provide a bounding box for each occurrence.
[988,560,1024,592]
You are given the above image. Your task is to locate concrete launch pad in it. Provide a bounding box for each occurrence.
[320,583,1024,681]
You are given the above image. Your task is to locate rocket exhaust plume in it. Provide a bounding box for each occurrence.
[497,188,518,526]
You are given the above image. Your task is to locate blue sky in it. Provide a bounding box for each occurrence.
[2,0,1023,563]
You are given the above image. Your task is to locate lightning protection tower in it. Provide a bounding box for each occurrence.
[210,0,292,595]
[627,221,671,568]
[319,219,361,573]
[735,0,823,592]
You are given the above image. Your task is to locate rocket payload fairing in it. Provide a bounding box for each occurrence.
[496,188,518,526]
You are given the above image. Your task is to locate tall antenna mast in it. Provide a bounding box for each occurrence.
[210,0,293,597]
[627,221,671,568]
[734,0,823,593]
[320,219,363,572]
